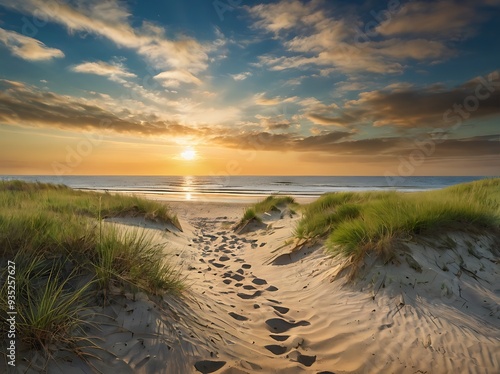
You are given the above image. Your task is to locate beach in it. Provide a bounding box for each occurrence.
[2,181,500,373]
[1,0,499,370]
[108,200,500,373]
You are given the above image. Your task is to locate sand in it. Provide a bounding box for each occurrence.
[13,200,500,373]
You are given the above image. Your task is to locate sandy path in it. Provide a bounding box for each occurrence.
[14,201,498,374]
[170,202,323,372]
[169,201,500,374]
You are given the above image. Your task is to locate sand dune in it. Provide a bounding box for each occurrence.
[25,200,499,374]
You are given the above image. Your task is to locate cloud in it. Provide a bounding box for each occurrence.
[335,81,368,92]
[214,130,499,158]
[339,70,500,128]
[0,0,211,83]
[246,0,481,74]
[297,99,352,127]
[1,79,498,162]
[376,1,485,38]
[0,79,244,140]
[71,61,136,82]
[306,114,348,127]
[0,79,200,137]
[268,123,292,131]
[298,70,500,129]
[212,129,356,152]
[230,72,252,81]
[247,0,325,33]
[254,92,298,106]
[154,70,203,88]
[0,27,64,61]
[429,136,500,157]
[294,131,357,151]
[0,79,355,154]
[254,114,292,131]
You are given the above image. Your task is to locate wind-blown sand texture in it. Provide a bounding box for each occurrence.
[14,200,500,374]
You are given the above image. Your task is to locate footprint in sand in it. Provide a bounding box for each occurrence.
[219,255,230,262]
[270,334,289,341]
[264,344,288,355]
[212,262,225,268]
[223,279,232,285]
[266,285,279,292]
[237,290,262,299]
[266,299,282,304]
[252,278,267,286]
[287,350,316,367]
[270,305,289,314]
[231,274,245,282]
[228,312,249,321]
[265,318,311,333]
[194,360,226,373]
[242,264,252,269]
[243,285,256,290]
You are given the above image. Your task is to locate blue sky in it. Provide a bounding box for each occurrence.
[0,0,498,176]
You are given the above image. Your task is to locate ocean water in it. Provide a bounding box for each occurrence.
[0,175,490,203]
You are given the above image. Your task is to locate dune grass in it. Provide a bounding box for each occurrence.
[0,180,181,229]
[253,195,296,214]
[241,208,260,222]
[295,178,500,264]
[239,195,296,226]
[0,181,183,360]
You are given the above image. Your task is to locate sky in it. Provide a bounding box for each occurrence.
[0,0,498,177]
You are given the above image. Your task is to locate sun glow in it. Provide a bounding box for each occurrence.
[180,147,197,161]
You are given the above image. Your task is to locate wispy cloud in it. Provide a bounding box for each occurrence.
[254,92,298,106]
[0,0,214,86]
[340,71,500,128]
[334,81,368,93]
[1,79,497,162]
[230,72,252,81]
[0,27,64,61]
[247,0,325,34]
[297,98,349,127]
[299,70,500,129]
[246,0,488,74]
[376,0,486,39]
[254,114,292,131]
[0,79,244,139]
[154,70,203,88]
[0,79,196,137]
[71,61,136,82]
[213,129,499,158]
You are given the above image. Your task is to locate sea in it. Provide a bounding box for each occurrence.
[0,175,492,203]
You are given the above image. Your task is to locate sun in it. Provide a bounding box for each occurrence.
[180,147,197,161]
